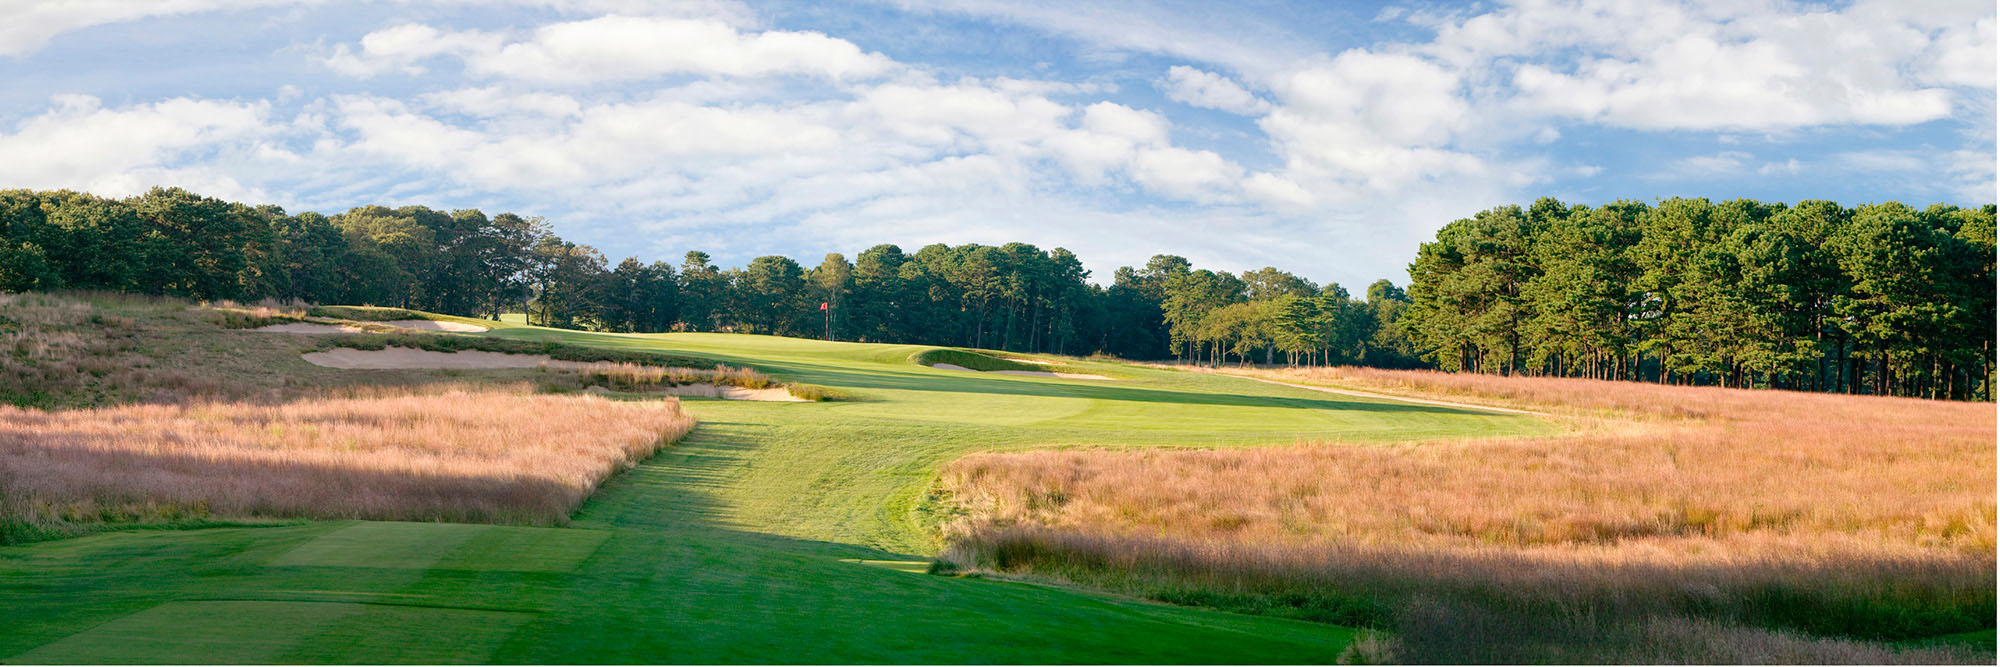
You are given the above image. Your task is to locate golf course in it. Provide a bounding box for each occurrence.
[0,300,1556,664]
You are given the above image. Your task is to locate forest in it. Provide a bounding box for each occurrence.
[0,187,1990,400]
[1406,198,1995,400]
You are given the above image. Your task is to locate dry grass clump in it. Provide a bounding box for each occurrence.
[545,361,850,401]
[0,389,693,544]
[937,368,1996,661]
[203,298,311,329]
[558,361,776,390]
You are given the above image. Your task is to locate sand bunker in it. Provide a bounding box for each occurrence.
[930,363,1111,380]
[379,319,488,332]
[254,319,487,334]
[254,322,366,333]
[658,384,805,402]
[1003,357,1056,365]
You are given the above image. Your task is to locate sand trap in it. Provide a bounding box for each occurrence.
[254,322,365,333]
[380,319,488,332]
[1003,357,1056,365]
[254,319,487,333]
[930,363,1111,380]
[658,384,806,402]
[304,346,550,369]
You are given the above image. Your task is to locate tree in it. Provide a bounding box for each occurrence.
[735,255,808,335]
[527,237,607,329]
[809,253,854,339]
[131,187,255,300]
[678,251,728,331]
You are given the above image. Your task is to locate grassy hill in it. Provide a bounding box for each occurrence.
[0,298,1550,663]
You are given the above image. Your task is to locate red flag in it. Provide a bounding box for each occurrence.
[819,302,828,311]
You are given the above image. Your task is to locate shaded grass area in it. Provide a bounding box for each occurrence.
[909,347,1047,372]
[313,331,716,368]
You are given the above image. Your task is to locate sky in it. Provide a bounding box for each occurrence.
[0,0,1992,290]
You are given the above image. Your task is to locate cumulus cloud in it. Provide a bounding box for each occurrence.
[0,0,763,58]
[323,15,896,83]
[0,95,273,195]
[1259,50,1485,191]
[1162,66,1270,115]
[1408,0,1984,131]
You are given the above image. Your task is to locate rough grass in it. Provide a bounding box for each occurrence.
[0,388,694,544]
[937,367,1996,663]
[0,292,225,408]
[307,305,428,321]
[555,361,777,390]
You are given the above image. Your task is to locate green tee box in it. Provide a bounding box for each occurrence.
[271,522,609,573]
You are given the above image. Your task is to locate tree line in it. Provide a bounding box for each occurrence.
[1404,197,1996,400]
[2,187,1988,400]
[0,187,1417,365]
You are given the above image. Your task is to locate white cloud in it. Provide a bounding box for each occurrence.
[421,87,582,118]
[0,0,299,57]
[0,0,763,58]
[1259,49,1485,192]
[1669,150,1754,176]
[1131,146,1241,201]
[1757,159,1802,176]
[0,95,273,195]
[1411,0,1978,131]
[1163,66,1270,115]
[324,15,896,83]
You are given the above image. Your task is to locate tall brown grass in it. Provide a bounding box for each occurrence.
[937,366,1996,662]
[0,388,693,543]
[553,361,777,390]
[0,292,222,408]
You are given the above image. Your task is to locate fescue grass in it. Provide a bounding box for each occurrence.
[555,360,777,390]
[0,292,224,408]
[937,366,1996,662]
[307,305,429,321]
[203,298,312,328]
[0,388,693,544]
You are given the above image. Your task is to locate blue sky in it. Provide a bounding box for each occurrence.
[0,0,1991,290]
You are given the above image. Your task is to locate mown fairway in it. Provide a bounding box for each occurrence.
[0,323,1551,663]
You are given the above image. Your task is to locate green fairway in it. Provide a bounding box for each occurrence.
[0,324,1551,663]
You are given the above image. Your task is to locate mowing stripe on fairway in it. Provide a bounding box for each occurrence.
[271,522,610,573]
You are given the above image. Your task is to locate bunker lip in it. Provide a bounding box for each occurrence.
[930,363,1112,381]
[302,347,805,401]
[254,322,366,334]
[379,319,488,332]
[254,320,488,334]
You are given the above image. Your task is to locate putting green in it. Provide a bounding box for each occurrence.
[0,323,1552,663]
